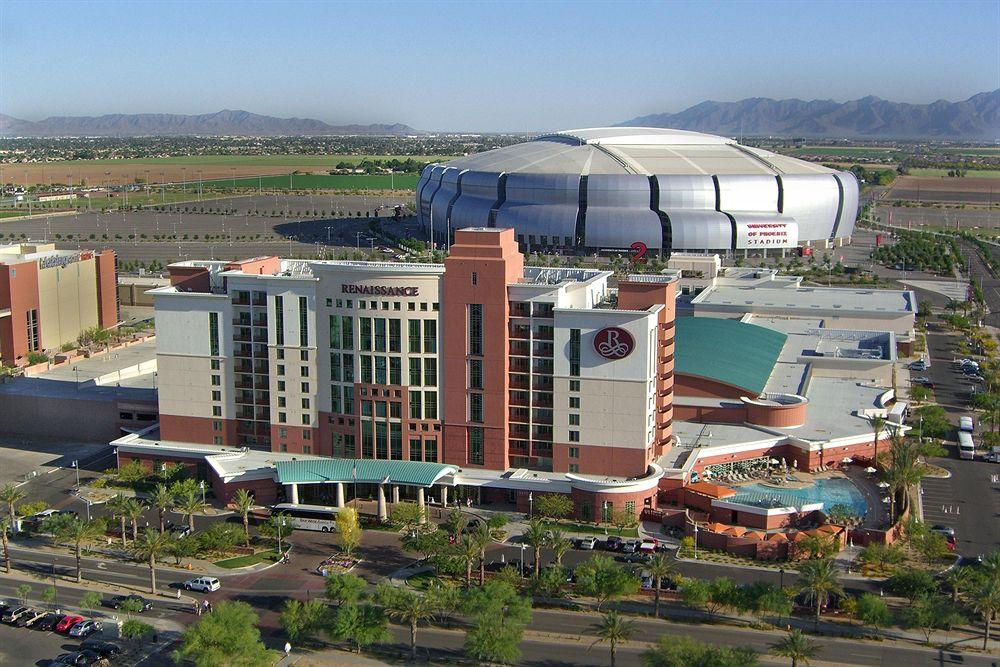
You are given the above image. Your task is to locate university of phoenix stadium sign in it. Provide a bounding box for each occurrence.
[342,284,420,297]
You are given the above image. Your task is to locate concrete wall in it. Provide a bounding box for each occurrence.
[37,257,99,350]
[0,394,120,441]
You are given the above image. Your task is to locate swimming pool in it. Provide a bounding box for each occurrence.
[727,478,868,517]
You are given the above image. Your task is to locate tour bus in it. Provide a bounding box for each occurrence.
[270,503,340,532]
[958,431,976,460]
[960,416,975,432]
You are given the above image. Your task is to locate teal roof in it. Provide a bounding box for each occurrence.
[674,317,786,394]
[275,458,456,487]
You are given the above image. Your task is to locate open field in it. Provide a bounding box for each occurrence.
[196,172,420,190]
[907,168,1000,179]
[782,146,904,159]
[875,204,1000,233]
[887,175,999,204]
[0,154,454,186]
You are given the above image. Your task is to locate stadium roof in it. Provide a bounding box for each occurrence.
[443,127,836,177]
[675,317,787,394]
[275,459,457,487]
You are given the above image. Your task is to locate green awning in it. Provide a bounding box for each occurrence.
[275,458,456,487]
[674,317,787,394]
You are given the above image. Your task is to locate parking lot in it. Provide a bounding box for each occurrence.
[921,456,1000,557]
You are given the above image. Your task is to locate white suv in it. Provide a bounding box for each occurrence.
[183,576,221,592]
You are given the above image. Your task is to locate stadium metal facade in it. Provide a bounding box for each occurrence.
[417,128,859,255]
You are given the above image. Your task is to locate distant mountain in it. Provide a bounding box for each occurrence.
[0,110,421,137]
[619,91,1000,140]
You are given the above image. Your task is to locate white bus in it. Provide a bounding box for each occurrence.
[958,431,976,460]
[270,503,339,532]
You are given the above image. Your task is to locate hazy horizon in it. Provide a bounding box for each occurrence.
[1,0,997,133]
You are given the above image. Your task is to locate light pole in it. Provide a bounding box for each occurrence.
[693,524,699,560]
[72,460,80,488]
[519,544,526,578]
[528,492,533,519]
[199,480,206,506]
[85,499,92,521]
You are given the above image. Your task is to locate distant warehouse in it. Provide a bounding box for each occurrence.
[417,128,859,255]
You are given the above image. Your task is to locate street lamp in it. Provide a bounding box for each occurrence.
[199,480,206,506]
[519,544,526,578]
[693,524,699,560]
[528,492,533,519]
[72,460,80,488]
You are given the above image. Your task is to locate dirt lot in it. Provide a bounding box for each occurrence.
[888,176,999,204]
[876,204,1000,230]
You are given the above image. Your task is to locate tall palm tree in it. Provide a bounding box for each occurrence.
[943,565,973,604]
[175,489,206,533]
[883,434,924,521]
[0,484,25,530]
[457,536,479,587]
[0,517,11,574]
[54,517,105,583]
[971,577,1000,650]
[232,489,255,548]
[646,553,675,619]
[107,494,130,548]
[473,523,492,585]
[866,415,886,468]
[132,529,172,594]
[589,611,635,667]
[796,558,843,625]
[122,497,147,541]
[546,528,572,568]
[149,483,174,533]
[522,518,547,578]
[380,587,436,662]
[769,629,821,667]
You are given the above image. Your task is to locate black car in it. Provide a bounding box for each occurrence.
[604,536,623,551]
[80,640,122,658]
[1,606,29,624]
[15,609,43,627]
[106,594,152,612]
[52,650,103,666]
[33,613,63,631]
[619,552,651,564]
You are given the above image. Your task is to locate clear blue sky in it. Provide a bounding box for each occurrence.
[1,0,997,132]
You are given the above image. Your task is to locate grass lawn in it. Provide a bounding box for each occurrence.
[539,520,638,538]
[407,571,438,591]
[0,210,38,218]
[213,549,280,569]
[907,168,1000,179]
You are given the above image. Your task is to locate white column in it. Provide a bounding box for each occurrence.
[417,487,426,525]
[440,485,448,507]
[377,484,387,521]
[287,483,299,505]
[392,485,400,504]
[335,482,345,508]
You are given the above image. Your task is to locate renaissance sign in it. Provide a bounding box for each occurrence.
[342,284,419,297]
[593,327,634,360]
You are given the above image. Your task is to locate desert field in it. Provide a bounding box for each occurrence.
[887,175,1000,204]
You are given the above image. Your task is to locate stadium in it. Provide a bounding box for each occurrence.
[417,128,859,255]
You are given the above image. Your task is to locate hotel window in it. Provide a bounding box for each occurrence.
[344,433,356,457]
[424,391,438,419]
[420,302,428,311]
[360,356,373,383]
[569,396,580,409]
[278,444,287,452]
[342,353,354,382]
[213,421,222,432]
[569,464,579,473]
[569,414,580,426]
[300,366,309,378]
[471,271,477,285]
[568,447,580,458]
[359,317,372,350]
[469,393,483,423]
[277,380,285,391]
[301,398,310,409]
[409,392,422,419]
[375,356,387,384]
[330,389,340,414]
[274,296,284,345]
[277,364,285,376]
[209,312,220,356]
[278,411,286,423]
[374,318,387,352]
[298,296,308,346]
[424,439,438,462]
[468,304,483,355]
[211,375,221,386]
[373,401,385,418]
[301,414,309,425]
[569,380,580,392]
[343,386,355,414]
[390,423,403,460]
[362,421,373,457]
[424,358,437,387]
[279,427,287,438]
[341,316,354,349]
[409,358,422,386]
[212,390,221,401]
[376,422,388,458]
[211,359,221,370]
[329,315,341,349]
[409,438,422,461]
[569,430,580,442]
[389,357,401,385]
[423,319,437,353]
[331,354,342,382]
[469,427,484,465]
[408,302,416,312]
[213,436,223,445]
[390,401,401,419]
[274,396,284,409]
[277,349,284,360]
[469,359,483,390]
[408,320,421,353]
[303,445,311,454]
[212,406,221,417]
[569,329,581,377]
[326,298,332,308]
[388,319,401,352]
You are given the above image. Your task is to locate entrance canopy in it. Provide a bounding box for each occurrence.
[275,458,457,488]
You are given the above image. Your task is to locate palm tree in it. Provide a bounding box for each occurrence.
[122,497,146,541]
[232,489,255,548]
[522,518,547,578]
[380,587,436,662]
[0,484,25,530]
[883,434,924,521]
[107,494,130,548]
[132,529,172,594]
[457,536,479,586]
[546,528,572,568]
[770,629,821,667]
[943,563,973,603]
[149,483,173,533]
[53,517,104,583]
[646,553,675,619]
[0,517,11,574]
[796,558,843,625]
[589,611,635,667]
[473,523,492,585]
[971,577,1000,650]
[175,490,206,533]
[865,415,886,468]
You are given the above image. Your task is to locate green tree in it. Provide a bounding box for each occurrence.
[531,565,570,599]
[121,619,154,644]
[866,414,886,468]
[324,572,365,607]
[280,598,330,643]
[390,501,427,534]
[0,517,11,574]
[335,506,361,557]
[522,518,548,578]
[769,629,821,667]
[610,508,638,535]
[175,489,206,534]
[330,603,391,655]
[575,555,640,611]
[855,593,892,636]
[646,553,675,619]
[132,528,172,594]
[0,484,26,530]
[175,600,271,667]
[149,483,174,534]
[121,497,147,542]
[680,577,711,611]
[706,577,739,617]
[196,523,242,555]
[971,577,1000,650]
[456,535,480,586]
[40,585,56,608]
[546,528,572,568]
[15,583,31,606]
[535,493,574,521]
[231,489,255,548]
[462,580,533,666]
[443,507,468,537]
[377,583,438,662]
[107,494,131,548]
[901,595,964,644]
[942,566,973,604]
[590,610,635,667]
[167,535,199,566]
[886,567,937,602]
[641,635,759,667]
[425,579,462,624]
[49,516,104,583]
[796,558,843,624]
[80,591,102,613]
[258,512,294,553]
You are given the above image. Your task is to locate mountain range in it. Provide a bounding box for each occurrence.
[0,110,420,137]
[619,91,999,140]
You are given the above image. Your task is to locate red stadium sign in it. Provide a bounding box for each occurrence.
[593,327,634,360]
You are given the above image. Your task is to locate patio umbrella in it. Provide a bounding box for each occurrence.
[769,458,780,465]
[881,497,890,503]
[876,481,890,488]
[841,457,853,464]
[865,466,877,474]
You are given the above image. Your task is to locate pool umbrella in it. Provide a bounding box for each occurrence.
[876,481,890,488]
[841,457,853,464]
[865,466,877,474]
[769,458,780,465]
[881,497,890,503]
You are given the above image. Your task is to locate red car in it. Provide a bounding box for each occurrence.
[56,614,84,633]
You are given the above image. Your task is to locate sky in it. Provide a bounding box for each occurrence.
[1,0,998,133]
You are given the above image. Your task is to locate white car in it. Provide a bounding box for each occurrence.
[183,576,221,592]
[68,620,102,638]
[639,538,658,553]
[577,536,597,550]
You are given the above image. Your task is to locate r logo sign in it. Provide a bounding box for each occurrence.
[593,327,634,360]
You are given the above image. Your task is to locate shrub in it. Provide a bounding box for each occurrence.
[26,352,49,365]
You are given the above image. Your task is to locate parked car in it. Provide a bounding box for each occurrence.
[79,640,122,658]
[2,606,30,624]
[620,552,651,564]
[620,540,638,554]
[106,594,152,612]
[912,376,935,388]
[604,536,623,552]
[183,576,221,592]
[56,614,85,633]
[15,609,45,627]
[909,359,927,371]
[930,524,956,539]
[53,650,104,666]
[577,536,597,550]
[69,620,103,638]
[639,538,658,553]
[33,613,63,631]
